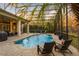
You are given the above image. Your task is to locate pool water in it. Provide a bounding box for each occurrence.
[15,34,53,48]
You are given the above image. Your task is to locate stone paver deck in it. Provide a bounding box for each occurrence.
[0,33,79,56]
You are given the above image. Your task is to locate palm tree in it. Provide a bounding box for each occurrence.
[35,3,61,33]
[37,3,49,32]
[27,5,38,33]
[71,4,79,50]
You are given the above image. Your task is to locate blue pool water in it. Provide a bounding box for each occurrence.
[15,34,53,48]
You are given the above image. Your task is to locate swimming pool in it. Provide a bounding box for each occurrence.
[15,34,53,48]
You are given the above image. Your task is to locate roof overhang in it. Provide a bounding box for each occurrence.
[0,8,27,23]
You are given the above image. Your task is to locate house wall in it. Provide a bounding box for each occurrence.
[0,14,17,33]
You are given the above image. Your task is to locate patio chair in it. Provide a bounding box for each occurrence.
[37,41,56,56]
[55,39,72,55]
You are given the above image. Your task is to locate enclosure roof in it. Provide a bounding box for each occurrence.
[0,3,61,21]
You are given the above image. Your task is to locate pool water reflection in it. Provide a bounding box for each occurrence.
[15,34,53,48]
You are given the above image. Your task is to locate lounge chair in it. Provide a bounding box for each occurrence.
[37,41,55,56]
[55,39,72,55]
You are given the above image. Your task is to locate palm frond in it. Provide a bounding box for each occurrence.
[71,4,79,21]
[30,5,38,21]
[37,3,49,20]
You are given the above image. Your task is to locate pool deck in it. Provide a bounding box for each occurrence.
[0,33,79,56]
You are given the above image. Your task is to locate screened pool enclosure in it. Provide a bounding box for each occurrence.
[0,3,79,50]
